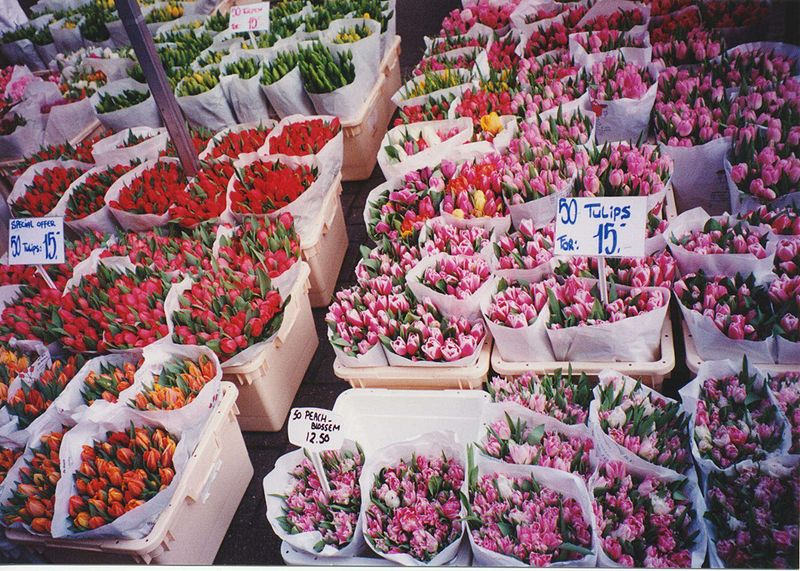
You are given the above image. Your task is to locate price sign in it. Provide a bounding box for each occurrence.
[554,197,647,258]
[8,217,65,265]
[229,1,270,33]
[288,407,345,453]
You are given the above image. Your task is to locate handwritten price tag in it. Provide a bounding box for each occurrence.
[288,407,345,452]
[229,1,270,33]
[8,217,65,265]
[554,197,647,258]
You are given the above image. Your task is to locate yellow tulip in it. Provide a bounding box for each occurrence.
[480,112,503,136]
[473,190,486,214]
[452,208,465,219]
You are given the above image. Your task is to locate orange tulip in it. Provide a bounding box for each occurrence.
[116,447,134,466]
[159,467,174,486]
[30,517,51,533]
[88,516,106,529]
[125,499,144,512]
[17,483,37,496]
[108,488,123,504]
[68,495,86,518]
[108,501,124,518]
[160,442,175,467]
[74,511,90,529]
[107,466,123,488]
[143,449,159,472]
[25,498,47,518]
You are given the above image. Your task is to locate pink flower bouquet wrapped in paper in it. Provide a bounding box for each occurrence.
[546,277,670,362]
[554,249,678,288]
[489,220,554,282]
[591,370,691,475]
[465,449,597,566]
[768,274,800,363]
[440,155,511,234]
[667,208,777,278]
[704,457,799,568]
[264,442,364,558]
[477,404,595,480]
[741,203,800,238]
[769,372,800,453]
[325,281,408,367]
[679,358,790,473]
[774,238,800,277]
[482,277,558,362]
[355,241,422,292]
[486,368,593,425]
[361,432,466,565]
[591,460,707,567]
[418,219,491,258]
[673,271,776,362]
[652,28,723,67]
[516,51,588,116]
[379,298,486,367]
[406,253,495,321]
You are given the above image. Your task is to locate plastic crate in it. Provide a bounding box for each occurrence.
[341,36,402,181]
[221,262,318,431]
[333,337,493,390]
[5,382,253,564]
[682,320,794,375]
[301,175,348,308]
[491,315,675,392]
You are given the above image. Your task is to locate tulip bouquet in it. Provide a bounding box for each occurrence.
[105,226,215,276]
[555,250,678,288]
[491,221,554,273]
[383,126,463,164]
[268,117,341,156]
[13,138,99,178]
[45,232,108,292]
[465,462,594,566]
[594,372,691,473]
[419,221,490,257]
[426,34,488,56]
[583,56,653,102]
[364,450,464,563]
[652,28,723,67]
[393,94,454,126]
[647,0,695,17]
[215,213,300,278]
[574,30,647,54]
[260,50,299,86]
[230,160,317,216]
[414,50,481,76]
[176,69,223,99]
[477,413,594,478]
[769,275,800,344]
[673,272,774,343]
[689,361,786,469]
[700,0,769,30]
[163,127,214,157]
[381,300,485,364]
[272,446,363,552]
[517,52,587,115]
[533,105,594,146]
[6,356,85,429]
[169,161,234,227]
[95,89,151,114]
[131,353,216,411]
[58,265,178,353]
[12,165,87,218]
[0,265,45,289]
[578,7,647,33]
[728,126,800,204]
[0,445,22,485]
[81,360,140,406]
[65,164,135,222]
[1,428,67,535]
[485,278,554,331]
[399,70,468,102]
[326,282,406,362]
[775,238,799,277]
[67,423,179,532]
[522,22,572,58]
[500,149,574,214]
[441,156,507,222]
[591,461,702,567]
[0,286,63,344]
[704,459,798,568]
[170,268,286,361]
[452,89,528,138]
[439,3,516,35]
[366,168,444,244]
[768,373,800,453]
[486,369,593,425]
[417,255,491,300]
[741,204,800,237]
[59,67,108,102]
[109,160,185,216]
[670,216,770,258]
[0,344,32,406]
[354,242,421,291]
[548,278,668,330]
[207,126,272,162]
[575,142,672,201]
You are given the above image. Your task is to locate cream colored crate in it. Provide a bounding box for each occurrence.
[682,320,798,375]
[6,382,253,564]
[333,336,492,390]
[301,174,348,308]
[341,36,402,181]
[221,262,317,431]
[491,315,676,392]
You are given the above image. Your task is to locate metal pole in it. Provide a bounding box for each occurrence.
[114,0,200,177]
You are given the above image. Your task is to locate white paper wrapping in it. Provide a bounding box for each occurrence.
[90,78,162,131]
[659,137,731,215]
[90,126,169,167]
[219,52,271,124]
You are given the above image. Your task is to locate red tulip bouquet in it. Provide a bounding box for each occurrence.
[106,158,186,231]
[229,157,318,218]
[105,225,216,276]
[169,161,235,228]
[214,213,300,279]
[9,162,90,218]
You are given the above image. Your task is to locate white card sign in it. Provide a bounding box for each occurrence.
[288,407,345,452]
[8,217,65,265]
[229,1,270,33]
[554,197,647,258]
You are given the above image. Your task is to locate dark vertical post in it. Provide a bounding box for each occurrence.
[115,0,200,176]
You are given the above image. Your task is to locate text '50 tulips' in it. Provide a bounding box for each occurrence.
[69,424,179,532]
